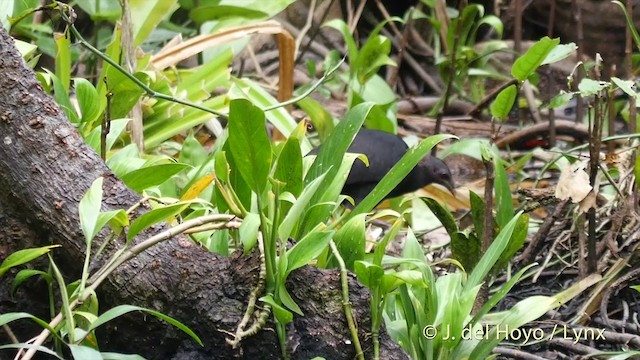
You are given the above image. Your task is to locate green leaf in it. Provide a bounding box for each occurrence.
[127,202,190,241]
[227,98,272,194]
[0,246,59,277]
[101,353,146,360]
[451,231,481,273]
[79,177,104,243]
[121,163,191,193]
[512,36,559,81]
[490,84,517,120]
[354,35,395,84]
[69,344,102,360]
[470,263,538,325]
[354,261,384,288]
[274,135,303,197]
[494,158,513,228]
[130,0,179,46]
[296,97,334,141]
[277,282,303,315]
[541,42,577,65]
[12,269,51,294]
[260,294,294,325]
[422,198,458,236]
[493,213,528,275]
[180,131,209,167]
[86,304,203,346]
[278,173,327,240]
[330,214,367,271]
[95,209,129,240]
[85,119,131,154]
[323,19,358,67]
[189,5,267,24]
[350,133,457,217]
[75,78,102,127]
[54,32,71,94]
[285,230,334,274]
[578,78,609,96]
[612,77,637,98]
[469,191,486,240]
[465,211,523,291]
[239,213,261,253]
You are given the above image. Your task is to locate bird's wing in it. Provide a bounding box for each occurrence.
[345,129,408,185]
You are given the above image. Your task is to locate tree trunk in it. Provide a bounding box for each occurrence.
[0,28,409,360]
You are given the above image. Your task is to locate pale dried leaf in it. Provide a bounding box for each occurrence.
[555,161,592,203]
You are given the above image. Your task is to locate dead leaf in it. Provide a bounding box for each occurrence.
[555,161,592,203]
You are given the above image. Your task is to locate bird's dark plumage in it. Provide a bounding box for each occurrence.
[314,129,455,204]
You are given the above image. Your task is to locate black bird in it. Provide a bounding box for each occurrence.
[315,129,455,204]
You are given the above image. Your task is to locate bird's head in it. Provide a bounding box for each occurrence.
[419,156,455,194]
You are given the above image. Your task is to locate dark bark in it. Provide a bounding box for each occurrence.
[0,28,409,360]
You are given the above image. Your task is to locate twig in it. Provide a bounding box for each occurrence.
[328,240,364,360]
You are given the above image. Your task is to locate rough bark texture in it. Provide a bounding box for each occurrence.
[0,28,409,360]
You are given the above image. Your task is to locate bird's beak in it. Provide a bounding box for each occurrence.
[441,180,456,197]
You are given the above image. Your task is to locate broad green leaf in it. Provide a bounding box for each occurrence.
[12,269,51,294]
[578,78,609,96]
[86,304,203,345]
[330,214,367,270]
[45,70,78,123]
[127,202,190,241]
[85,119,131,155]
[354,35,395,84]
[285,230,334,274]
[260,294,294,325]
[612,77,637,98]
[296,97,334,141]
[180,132,209,167]
[94,209,129,240]
[239,212,260,253]
[278,283,302,315]
[278,173,327,240]
[541,42,577,65]
[350,133,457,217]
[451,232,481,272]
[512,37,559,81]
[227,98,272,194]
[422,198,458,235]
[490,84,517,120]
[0,246,59,277]
[69,344,102,360]
[75,78,102,127]
[494,158,513,228]
[274,135,303,197]
[79,177,104,243]
[54,32,71,94]
[354,261,384,288]
[121,163,191,193]
[546,91,575,109]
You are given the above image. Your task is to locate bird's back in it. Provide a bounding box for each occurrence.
[341,129,410,203]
